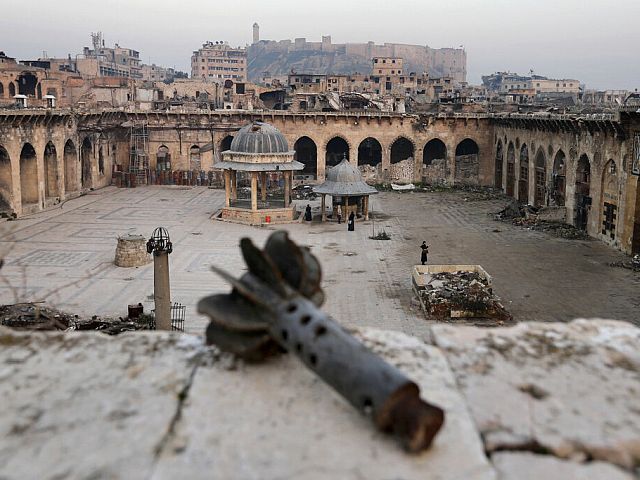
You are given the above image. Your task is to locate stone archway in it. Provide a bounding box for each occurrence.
[551,150,566,206]
[64,140,78,192]
[390,137,414,164]
[518,144,529,204]
[190,145,201,171]
[506,142,516,197]
[534,148,546,207]
[157,145,171,171]
[454,138,479,185]
[600,160,618,240]
[44,142,59,199]
[422,138,447,184]
[326,136,349,168]
[495,140,504,190]
[575,154,591,231]
[20,143,38,207]
[0,146,13,213]
[294,136,317,178]
[358,137,382,167]
[81,137,92,188]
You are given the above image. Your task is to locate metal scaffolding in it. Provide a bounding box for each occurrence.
[129,122,149,185]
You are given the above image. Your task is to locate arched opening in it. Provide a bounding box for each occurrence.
[358,137,382,167]
[17,73,38,96]
[534,148,546,207]
[81,137,92,188]
[20,143,38,207]
[390,137,414,164]
[326,137,349,168]
[518,144,529,204]
[0,146,13,213]
[601,160,618,240]
[44,142,59,198]
[190,145,201,171]
[454,138,479,184]
[423,138,447,166]
[157,145,171,171]
[506,142,516,197]
[575,154,591,231]
[9,83,16,97]
[64,140,77,192]
[495,140,504,189]
[551,150,566,206]
[98,146,104,175]
[220,135,233,152]
[0,83,4,98]
[293,136,317,178]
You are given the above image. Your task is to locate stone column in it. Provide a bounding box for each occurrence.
[284,171,291,208]
[231,171,237,200]
[154,252,171,331]
[321,194,327,222]
[224,169,231,207]
[364,195,369,220]
[251,172,258,211]
[381,147,391,182]
[317,145,326,182]
[260,172,267,203]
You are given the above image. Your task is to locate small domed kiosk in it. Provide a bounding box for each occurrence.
[216,122,304,224]
[314,155,378,222]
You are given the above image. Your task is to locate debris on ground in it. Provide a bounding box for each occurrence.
[494,200,590,240]
[369,230,391,240]
[292,184,317,200]
[0,303,154,335]
[608,254,640,272]
[415,270,512,323]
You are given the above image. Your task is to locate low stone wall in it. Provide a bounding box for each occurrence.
[0,320,637,479]
[114,234,151,267]
[422,158,447,185]
[220,206,297,225]
[389,157,415,184]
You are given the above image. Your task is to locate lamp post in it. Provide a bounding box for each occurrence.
[146,227,173,330]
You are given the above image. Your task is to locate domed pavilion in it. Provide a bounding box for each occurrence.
[216,122,304,224]
[314,155,377,222]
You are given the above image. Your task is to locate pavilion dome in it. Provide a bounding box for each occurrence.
[314,156,378,196]
[229,122,290,154]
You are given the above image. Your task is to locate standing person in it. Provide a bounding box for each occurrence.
[348,211,355,231]
[304,204,312,222]
[420,241,429,265]
[337,204,342,224]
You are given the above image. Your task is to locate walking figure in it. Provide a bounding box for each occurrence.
[348,211,355,231]
[420,241,429,265]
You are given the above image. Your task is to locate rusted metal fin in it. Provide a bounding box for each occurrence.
[197,293,271,333]
[299,247,323,305]
[240,237,286,298]
[264,231,306,291]
[205,322,280,362]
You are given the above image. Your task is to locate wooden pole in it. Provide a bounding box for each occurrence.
[251,172,258,211]
[224,169,231,207]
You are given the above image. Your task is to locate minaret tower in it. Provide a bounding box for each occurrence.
[253,22,260,44]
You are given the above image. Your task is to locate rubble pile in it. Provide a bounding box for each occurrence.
[0,303,154,335]
[495,201,590,240]
[419,271,511,322]
[609,254,640,272]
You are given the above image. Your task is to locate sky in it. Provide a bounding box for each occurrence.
[1,0,639,90]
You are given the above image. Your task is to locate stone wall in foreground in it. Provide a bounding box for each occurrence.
[0,320,637,479]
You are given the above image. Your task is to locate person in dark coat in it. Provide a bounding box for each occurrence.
[420,241,429,265]
[304,204,312,222]
[348,211,355,231]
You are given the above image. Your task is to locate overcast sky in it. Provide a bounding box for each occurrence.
[1,0,638,90]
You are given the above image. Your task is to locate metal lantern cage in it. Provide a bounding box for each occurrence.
[146,227,173,255]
